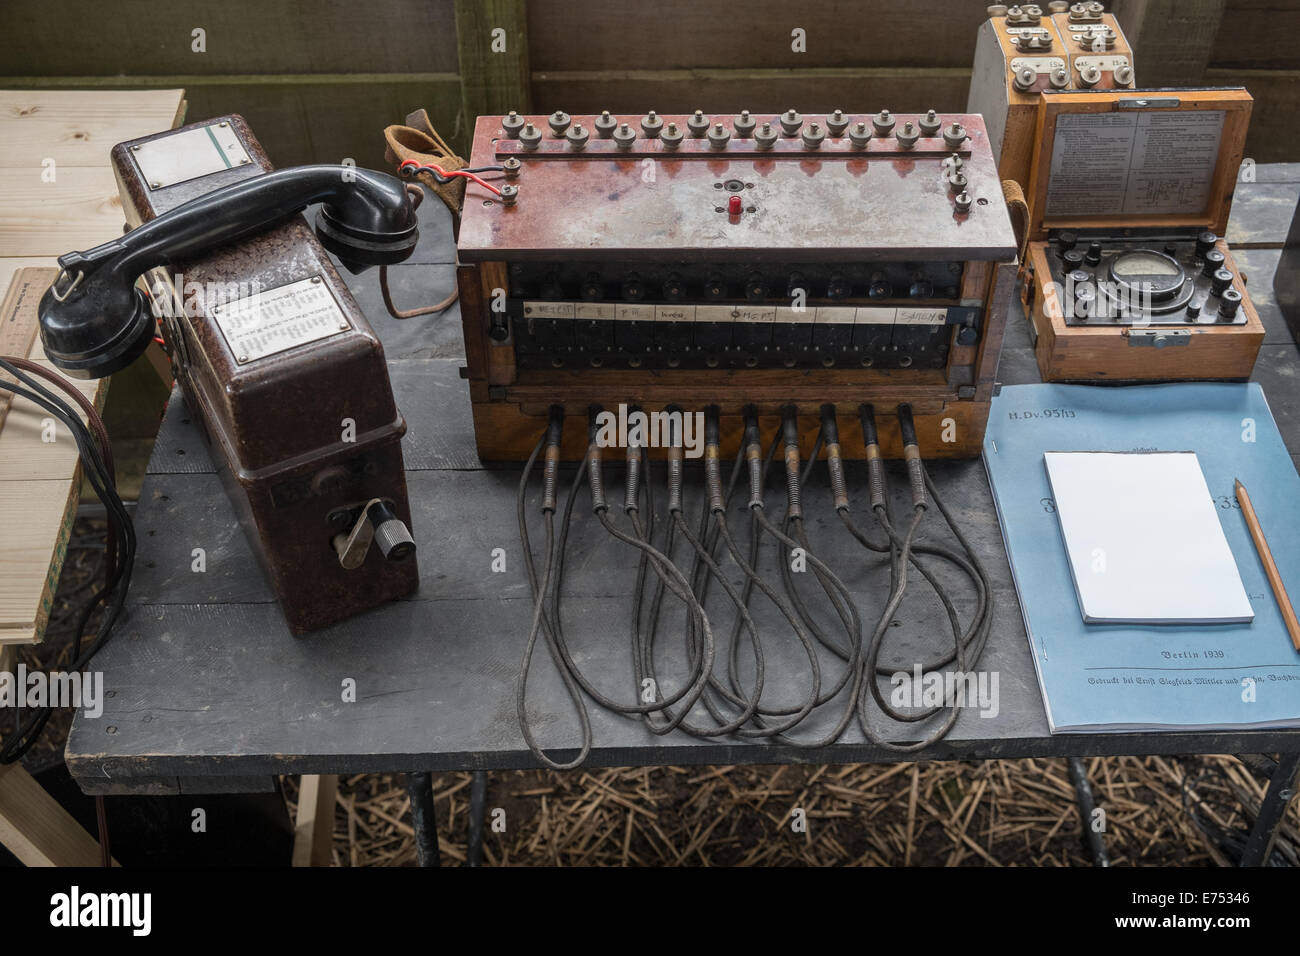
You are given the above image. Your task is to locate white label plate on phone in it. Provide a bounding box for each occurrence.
[212,276,349,364]
[133,122,252,190]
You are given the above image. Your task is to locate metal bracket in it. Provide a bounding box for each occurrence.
[1126,328,1191,348]
[1118,97,1182,110]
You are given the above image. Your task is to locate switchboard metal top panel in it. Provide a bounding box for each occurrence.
[457,111,1019,263]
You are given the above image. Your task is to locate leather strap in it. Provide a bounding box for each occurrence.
[383,110,468,216]
[1001,179,1031,265]
[377,109,467,319]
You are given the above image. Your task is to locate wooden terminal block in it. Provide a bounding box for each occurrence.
[453,110,1019,462]
[968,2,1135,192]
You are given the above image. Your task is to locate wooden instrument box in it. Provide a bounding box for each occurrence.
[1021,88,1263,382]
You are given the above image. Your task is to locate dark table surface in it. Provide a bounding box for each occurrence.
[65,165,1300,795]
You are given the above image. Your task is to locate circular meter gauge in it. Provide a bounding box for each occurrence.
[1101,249,1193,317]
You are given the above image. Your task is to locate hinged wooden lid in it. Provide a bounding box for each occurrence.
[1026,87,1252,241]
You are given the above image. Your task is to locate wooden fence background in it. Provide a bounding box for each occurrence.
[1,0,1294,171]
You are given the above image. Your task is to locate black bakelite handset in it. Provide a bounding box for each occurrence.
[38,164,420,379]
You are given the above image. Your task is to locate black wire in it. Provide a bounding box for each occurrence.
[550,450,709,723]
[514,435,591,770]
[847,459,995,752]
[509,414,994,764]
[0,360,135,764]
[403,163,505,185]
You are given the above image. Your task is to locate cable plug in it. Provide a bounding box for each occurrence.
[623,405,642,515]
[897,403,927,511]
[821,403,849,513]
[743,405,764,511]
[704,405,723,515]
[782,405,802,520]
[542,405,564,514]
[859,403,886,512]
[587,405,607,514]
[666,404,685,515]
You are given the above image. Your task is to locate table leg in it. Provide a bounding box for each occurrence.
[465,770,489,867]
[1240,751,1300,867]
[1067,757,1109,867]
[292,774,338,867]
[404,772,441,868]
[0,761,111,866]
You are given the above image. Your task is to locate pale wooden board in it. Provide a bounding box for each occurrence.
[0,257,56,303]
[0,478,78,633]
[0,89,183,653]
[0,166,129,258]
[0,762,109,866]
[0,627,34,647]
[292,775,339,867]
[0,268,105,641]
[0,368,100,481]
[0,89,186,169]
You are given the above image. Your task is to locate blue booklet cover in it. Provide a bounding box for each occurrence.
[984,382,1300,732]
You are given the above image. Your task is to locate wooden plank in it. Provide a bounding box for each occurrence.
[0,762,109,866]
[0,266,44,430]
[0,479,79,637]
[0,90,181,651]
[0,257,57,300]
[1124,0,1227,86]
[0,269,105,641]
[456,0,532,123]
[0,166,127,258]
[0,374,102,481]
[292,775,339,867]
[530,67,972,117]
[526,0,988,71]
[0,0,458,76]
[0,89,186,168]
[0,76,463,168]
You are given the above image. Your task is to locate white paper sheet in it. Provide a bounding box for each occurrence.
[1043,451,1254,625]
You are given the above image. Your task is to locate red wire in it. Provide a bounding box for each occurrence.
[400,159,503,196]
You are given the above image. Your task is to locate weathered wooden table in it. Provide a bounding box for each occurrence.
[63,164,1300,867]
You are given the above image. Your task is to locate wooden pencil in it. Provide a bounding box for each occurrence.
[1235,478,1300,652]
